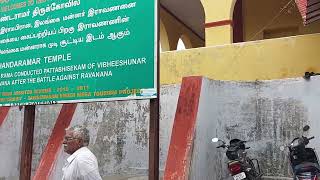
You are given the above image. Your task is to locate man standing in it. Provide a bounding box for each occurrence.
[62,125,102,180]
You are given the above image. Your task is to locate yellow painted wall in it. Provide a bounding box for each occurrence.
[205,25,233,46]
[160,33,320,84]
[243,0,320,41]
[160,7,205,50]
[198,0,320,45]
[201,0,233,22]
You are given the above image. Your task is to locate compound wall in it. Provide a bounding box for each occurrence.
[0,84,180,180]
[189,77,320,180]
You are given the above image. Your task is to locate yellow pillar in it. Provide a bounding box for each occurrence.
[160,19,170,51]
[201,0,236,46]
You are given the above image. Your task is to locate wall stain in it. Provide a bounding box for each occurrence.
[233,97,308,177]
[83,101,149,175]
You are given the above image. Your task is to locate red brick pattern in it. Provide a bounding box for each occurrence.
[33,104,77,180]
[164,76,203,180]
[0,107,10,127]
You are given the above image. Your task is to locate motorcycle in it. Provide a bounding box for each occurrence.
[282,125,320,180]
[212,138,262,180]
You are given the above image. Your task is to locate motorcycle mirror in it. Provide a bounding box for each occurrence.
[303,125,310,132]
[212,138,219,143]
[279,146,285,151]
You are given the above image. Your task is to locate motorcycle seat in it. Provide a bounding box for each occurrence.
[294,162,320,174]
[226,149,239,160]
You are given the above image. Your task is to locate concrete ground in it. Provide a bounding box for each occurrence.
[104,176,148,180]
[104,174,163,180]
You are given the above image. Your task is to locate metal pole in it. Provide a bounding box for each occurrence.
[149,97,160,180]
[20,105,36,180]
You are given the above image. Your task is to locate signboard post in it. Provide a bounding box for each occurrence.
[20,106,35,180]
[0,0,159,179]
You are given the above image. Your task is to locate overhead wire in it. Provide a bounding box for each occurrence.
[247,0,295,41]
[228,0,297,71]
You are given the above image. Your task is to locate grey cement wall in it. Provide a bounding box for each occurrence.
[0,84,180,180]
[3,76,320,180]
[46,84,180,179]
[190,77,320,180]
[0,107,23,180]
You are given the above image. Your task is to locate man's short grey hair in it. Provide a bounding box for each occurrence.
[67,125,90,146]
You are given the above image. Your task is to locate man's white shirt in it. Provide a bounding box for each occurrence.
[62,147,102,180]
